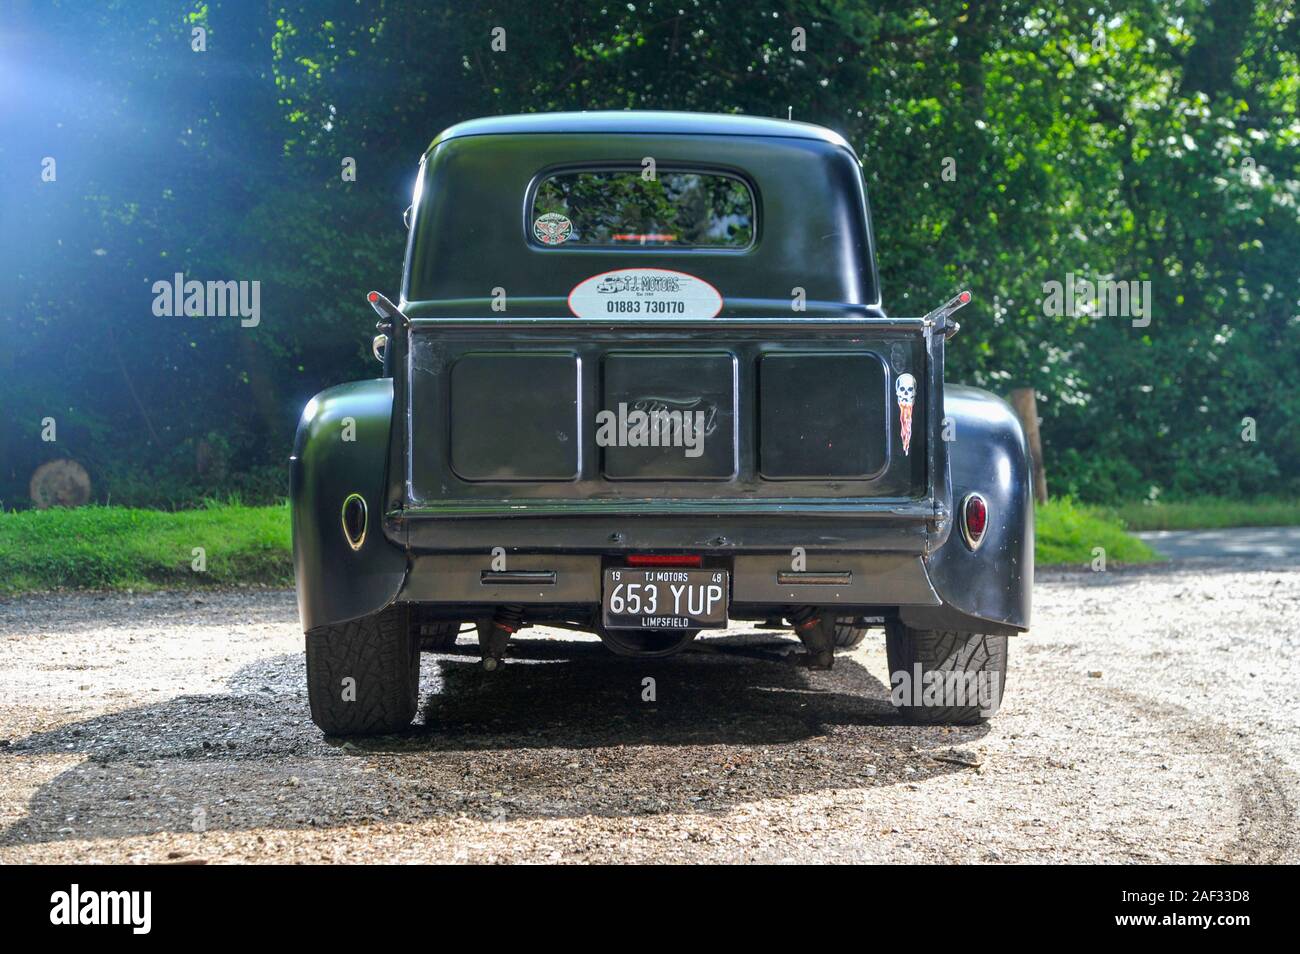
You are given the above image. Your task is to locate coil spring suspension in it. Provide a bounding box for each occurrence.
[789,606,823,632]
[491,604,525,635]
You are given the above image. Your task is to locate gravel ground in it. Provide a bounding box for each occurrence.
[1,561,1297,864]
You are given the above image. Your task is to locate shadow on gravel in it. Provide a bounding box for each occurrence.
[409,631,909,750]
[1,626,988,846]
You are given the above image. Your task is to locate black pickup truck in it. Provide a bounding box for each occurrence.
[290,111,1033,736]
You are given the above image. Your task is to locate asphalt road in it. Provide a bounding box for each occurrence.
[0,529,1296,863]
[1137,525,1300,562]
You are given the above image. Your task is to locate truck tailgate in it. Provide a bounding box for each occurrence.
[397,317,944,529]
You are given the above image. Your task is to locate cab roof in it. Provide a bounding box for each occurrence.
[406,111,879,313]
[427,110,852,153]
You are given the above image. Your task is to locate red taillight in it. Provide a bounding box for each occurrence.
[625,554,703,567]
[961,493,988,550]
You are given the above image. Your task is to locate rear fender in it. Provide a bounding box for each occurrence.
[290,380,408,632]
[903,386,1034,635]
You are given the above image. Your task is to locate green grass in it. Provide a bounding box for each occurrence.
[1107,496,1300,531]
[0,497,1159,596]
[0,501,292,597]
[1034,498,1161,567]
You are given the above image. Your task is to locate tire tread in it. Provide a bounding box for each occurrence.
[305,604,419,736]
[885,622,1007,725]
[833,617,870,649]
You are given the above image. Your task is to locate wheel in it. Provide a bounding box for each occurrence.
[305,604,420,736]
[833,616,870,649]
[884,621,1007,725]
[413,608,463,652]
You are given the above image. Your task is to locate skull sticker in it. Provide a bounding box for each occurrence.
[895,372,917,456]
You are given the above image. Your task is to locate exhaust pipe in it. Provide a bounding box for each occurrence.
[478,604,524,670]
[789,606,835,670]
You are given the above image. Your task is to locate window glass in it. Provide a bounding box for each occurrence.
[531,170,754,248]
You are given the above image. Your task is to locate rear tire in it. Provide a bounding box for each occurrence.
[833,616,870,649]
[413,608,463,652]
[884,622,1007,725]
[305,604,420,736]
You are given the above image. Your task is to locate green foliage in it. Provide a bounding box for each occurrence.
[2,1,1297,506]
[1035,498,1162,566]
[0,501,292,596]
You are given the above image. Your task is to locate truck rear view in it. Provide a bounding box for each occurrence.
[290,112,1033,736]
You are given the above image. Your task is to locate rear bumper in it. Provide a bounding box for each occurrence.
[388,501,953,616]
[397,550,942,611]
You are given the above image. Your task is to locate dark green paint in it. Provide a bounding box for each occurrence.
[293,115,1032,634]
[290,380,407,632]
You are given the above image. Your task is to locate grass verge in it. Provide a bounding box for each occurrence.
[0,502,291,597]
[1108,497,1300,531]
[1034,498,1161,567]
[0,498,1158,597]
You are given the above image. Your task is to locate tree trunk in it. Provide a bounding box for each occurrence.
[29,459,92,509]
[1008,388,1048,505]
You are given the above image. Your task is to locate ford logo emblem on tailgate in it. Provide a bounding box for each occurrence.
[631,396,721,437]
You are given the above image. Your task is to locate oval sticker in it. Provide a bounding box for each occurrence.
[568,268,723,319]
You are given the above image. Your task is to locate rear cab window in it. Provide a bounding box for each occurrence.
[531,170,755,249]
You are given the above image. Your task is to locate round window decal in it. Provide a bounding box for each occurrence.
[533,212,573,246]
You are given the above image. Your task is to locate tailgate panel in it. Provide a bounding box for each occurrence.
[601,351,738,480]
[758,352,889,479]
[449,352,581,481]
[405,321,932,508]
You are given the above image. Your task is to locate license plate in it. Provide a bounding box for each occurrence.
[602,567,729,630]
